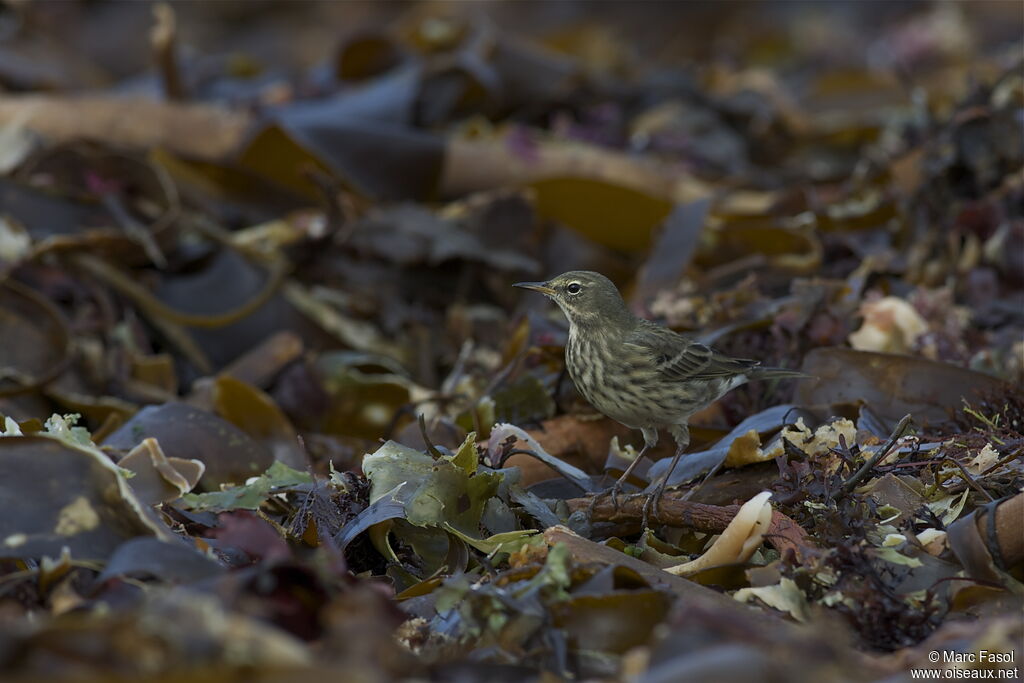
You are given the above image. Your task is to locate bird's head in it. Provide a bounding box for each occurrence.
[514,270,632,328]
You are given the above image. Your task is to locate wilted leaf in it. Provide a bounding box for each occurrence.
[0,216,32,273]
[212,375,307,470]
[490,375,556,425]
[444,525,537,555]
[551,589,671,654]
[926,490,970,527]
[530,177,673,251]
[696,220,822,273]
[447,431,478,475]
[301,350,423,438]
[180,461,312,513]
[362,440,501,534]
[797,348,1009,423]
[965,444,999,475]
[0,434,172,560]
[240,106,444,201]
[875,546,923,568]
[0,95,249,160]
[335,32,404,81]
[664,491,773,577]
[442,135,711,250]
[362,441,437,505]
[118,437,205,505]
[0,280,71,397]
[486,423,599,493]
[849,296,929,354]
[779,417,859,459]
[733,578,810,622]
[348,203,540,272]
[0,589,313,677]
[632,198,711,307]
[334,482,407,551]
[862,473,927,524]
[151,247,297,370]
[209,510,291,563]
[508,485,562,528]
[96,537,223,584]
[104,401,275,489]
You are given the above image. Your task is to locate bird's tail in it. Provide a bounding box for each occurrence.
[749,366,810,380]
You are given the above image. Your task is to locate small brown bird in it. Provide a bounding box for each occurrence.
[515,270,803,523]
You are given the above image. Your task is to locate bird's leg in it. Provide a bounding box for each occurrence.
[641,425,688,529]
[604,427,659,513]
[641,449,679,529]
[586,443,648,523]
[604,443,650,512]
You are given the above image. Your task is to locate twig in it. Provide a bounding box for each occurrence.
[566,492,814,559]
[837,414,913,497]
[418,414,445,459]
[151,3,188,101]
[941,457,995,502]
[830,433,857,468]
[876,458,945,471]
[97,191,167,269]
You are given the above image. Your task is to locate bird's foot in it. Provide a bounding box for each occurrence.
[606,477,629,512]
[640,494,657,531]
[585,491,601,521]
[640,480,668,530]
[584,477,627,522]
[601,443,649,515]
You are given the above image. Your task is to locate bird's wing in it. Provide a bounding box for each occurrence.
[623,321,758,381]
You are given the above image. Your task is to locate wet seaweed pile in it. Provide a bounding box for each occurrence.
[0,3,1021,682]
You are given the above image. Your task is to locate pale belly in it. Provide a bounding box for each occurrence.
[565,335,734,429]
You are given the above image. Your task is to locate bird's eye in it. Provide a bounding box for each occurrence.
[566,282,582,295]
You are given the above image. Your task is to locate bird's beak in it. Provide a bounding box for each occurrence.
[513,281,556,296]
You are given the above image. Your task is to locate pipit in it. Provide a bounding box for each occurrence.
[515,270,804,525]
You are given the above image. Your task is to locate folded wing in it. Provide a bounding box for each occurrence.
[624,321,758,382]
